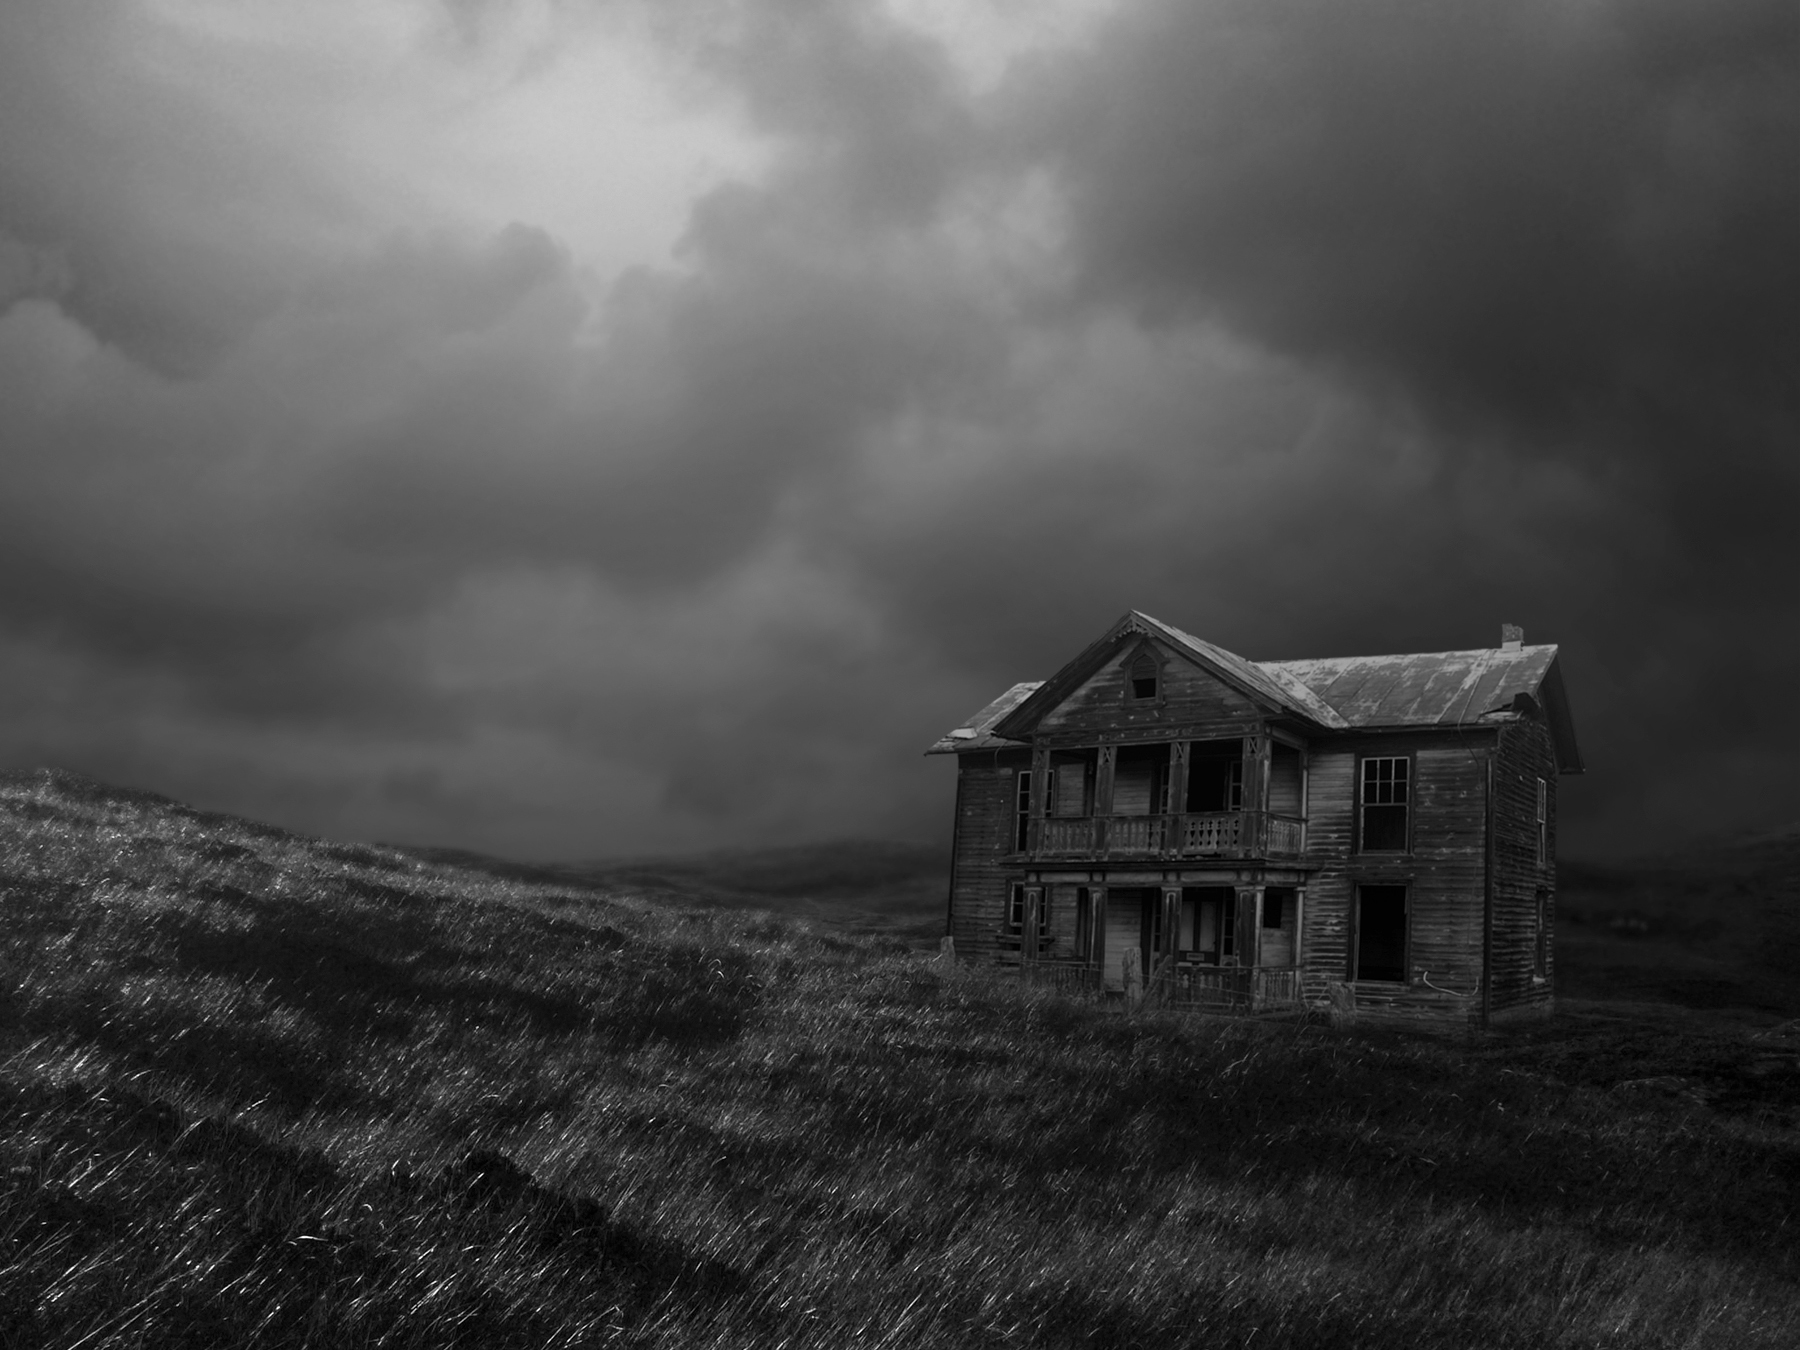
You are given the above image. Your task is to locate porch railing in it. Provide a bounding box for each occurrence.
[1030,811,1306,859]
[1147,964,1303,1012]
[1015,960,1303,1013]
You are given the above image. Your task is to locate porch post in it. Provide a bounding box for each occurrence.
[1029,745,1050,856]
[1161,886,1182,964]
[1094,745,1117,856]
[1235,885,1260,969]
[1293,885,1306,968]
[1167,741,1189,857]
[1090,884,1107,973]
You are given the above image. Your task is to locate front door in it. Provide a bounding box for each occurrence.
[1102,888,1153,990]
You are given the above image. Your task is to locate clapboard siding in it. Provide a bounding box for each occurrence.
[1490,716,1558,1015]
[1300,732,1492,1022]
[949,750,1029,964]
[1039,639,1265,738]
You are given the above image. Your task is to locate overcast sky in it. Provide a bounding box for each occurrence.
[1,0,1793,861]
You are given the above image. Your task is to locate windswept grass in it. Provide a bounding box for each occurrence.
[2,769,1796,1348]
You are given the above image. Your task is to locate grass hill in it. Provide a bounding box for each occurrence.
[1,769,1797,1349]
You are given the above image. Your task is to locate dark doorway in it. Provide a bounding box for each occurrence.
[1355,885,1408,982]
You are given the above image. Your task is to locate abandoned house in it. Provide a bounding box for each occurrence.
[927,612,1582,1025]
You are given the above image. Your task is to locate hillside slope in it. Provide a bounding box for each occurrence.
[1,770,1797,1350]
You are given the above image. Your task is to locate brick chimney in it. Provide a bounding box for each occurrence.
[1500,624,1524,650]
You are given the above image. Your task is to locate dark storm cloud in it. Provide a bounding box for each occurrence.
[0,0,1792,857]
[1000,0,1799,846]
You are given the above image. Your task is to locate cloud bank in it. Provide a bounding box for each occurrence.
[1,0,1793,858]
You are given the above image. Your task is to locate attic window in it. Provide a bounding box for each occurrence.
[1129,652,1158,700]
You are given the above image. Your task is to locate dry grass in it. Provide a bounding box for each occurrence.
[1,769,1796,1348]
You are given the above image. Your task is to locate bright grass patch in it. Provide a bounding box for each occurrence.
[1,769,1796,1348]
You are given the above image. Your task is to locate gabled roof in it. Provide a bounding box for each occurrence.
[1263,645,1583,772]
[926,611,1584,772]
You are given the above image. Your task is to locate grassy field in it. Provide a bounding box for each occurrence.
[1,770,1796,1348]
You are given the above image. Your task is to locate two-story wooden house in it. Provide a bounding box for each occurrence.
[927,612,1582,1026]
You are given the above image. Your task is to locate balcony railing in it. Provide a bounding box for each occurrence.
[1029,812,1305,860]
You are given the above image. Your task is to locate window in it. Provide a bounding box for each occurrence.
[1535,777,1548,868]
[1129,651,1158,700]
[1262,892,1285,928]
[1008,884,1049,939]
[1075,887,1094,959]
[1186,743,1244,814]
[1015,770,1031,852]
[1354,885,1408,982]
[1360,756,1410,852]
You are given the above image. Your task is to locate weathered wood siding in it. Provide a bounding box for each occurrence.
[1038,639,1265,739]
[1490,715,1558,1016]
[1299,731,1492,1024]
[948,749,1029,965]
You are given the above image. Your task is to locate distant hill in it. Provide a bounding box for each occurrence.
[1556,825,1800,1016]
[396,839,951,945]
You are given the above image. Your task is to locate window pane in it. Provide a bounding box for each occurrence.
[1363,804,1408,851]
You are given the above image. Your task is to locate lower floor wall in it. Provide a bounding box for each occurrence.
[950,857,1551,1025]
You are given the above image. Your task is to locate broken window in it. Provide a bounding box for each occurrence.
[1262,892,1284,928]
[1360,756,1410,852]
[1006,883,1048,939]
[1129,650,1158,700]
[1186,740,1244,814]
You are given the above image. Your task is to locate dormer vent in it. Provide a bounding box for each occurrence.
[1500,624,1524,651]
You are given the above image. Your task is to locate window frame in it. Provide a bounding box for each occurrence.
[1014,769,1031,853]
[1122,643,1164,706]
[1356,753,1413,854]
[1006,882,1049,940]
[1535,777,1548,869]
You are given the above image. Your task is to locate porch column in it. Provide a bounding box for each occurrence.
[1094,745,1117,856]
[1293,885,1306,968]
[1089,885,1107,971]
[1167,742,1190,856]
[1029,746,1050,856]
[1161,886,1182,965]
[1236,885,1261,969]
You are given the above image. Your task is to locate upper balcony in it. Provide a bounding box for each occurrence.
[1029,810,1306,861]
[1018,734,1307,863]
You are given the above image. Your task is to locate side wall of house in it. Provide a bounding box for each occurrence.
[949,749,1031,965]
[1489,715,1558,1016]
[1301,730,1491,1023]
